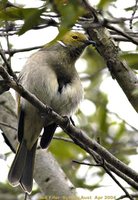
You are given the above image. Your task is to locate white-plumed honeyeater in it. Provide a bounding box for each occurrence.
[8,31,95,194]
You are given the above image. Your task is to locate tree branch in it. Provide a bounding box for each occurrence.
[59,137,138,190]
[0,47,17,80]
[73,160,133,200]
[1,66,138,190]
[102,164,133,200]
[129,0,138,29]
[117,193,138,200]
[82,9,138,112]
[105,23,138,46]
[4,45,43,56]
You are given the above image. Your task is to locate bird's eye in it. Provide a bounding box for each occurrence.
[72,35,78,40]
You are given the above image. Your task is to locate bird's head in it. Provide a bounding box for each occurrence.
[58,31,95,61]
[59,31,95,48]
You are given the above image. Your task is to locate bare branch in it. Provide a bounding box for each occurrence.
[4,45,43,56]
[105,23,138,46]
[117,193,138,200]
[129,0,138,29]
[4,23,12,64]
[53,136,73,143]
[55,136,138,190]
[103,164,133,200]
[73,150,134,199]
[72,160,103,167]
[82,12,138,113]
[105,162,138,190]
[107,110,138,132]
[0,47,17,80]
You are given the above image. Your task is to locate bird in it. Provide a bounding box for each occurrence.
[8,31,95,194]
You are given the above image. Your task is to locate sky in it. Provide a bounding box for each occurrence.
[0,0,138,198]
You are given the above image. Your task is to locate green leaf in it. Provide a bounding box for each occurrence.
[121,53,138,69]
[55,0,85,33]
[114,122,125,140]
[49,136,86,162]
[0,7,23,21]
[96,93,108,133]
[0,7,42,21]
[98,0,116,9]
[121,148,137,156]
[46,0,85,47]
[18,8,45,35]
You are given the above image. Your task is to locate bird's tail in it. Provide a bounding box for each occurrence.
[8,140,37,194]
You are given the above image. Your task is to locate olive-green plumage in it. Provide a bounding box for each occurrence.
[8,31,95,194]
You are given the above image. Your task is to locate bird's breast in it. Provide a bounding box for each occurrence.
[40,69,83,116]
[19,52,83,117]
[51,77,83,116]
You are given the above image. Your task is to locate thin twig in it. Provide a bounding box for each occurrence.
[5,24,12,65]
[105,23,138,46]
[0,48,17,80]
[45,131,138,190]
[103,165,134,200]
[107,110,138,132]
[73,148,134,199]
[86,146,138,190]
[105,162,138,190]
[0,6,17,79]
[50,135,138,189]
[72,160,101,167]
[85,149,133,200]
[53,136,73,143]
[130,0,138,29]
[4,45,43,56]
[105,16,138,24]
[117,193,138,200]
[0,31,17,37]
[81,1,138,45]
[87,146,138,190]
[46,132,138,189]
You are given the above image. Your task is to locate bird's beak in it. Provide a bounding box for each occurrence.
[85,40,96,46]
